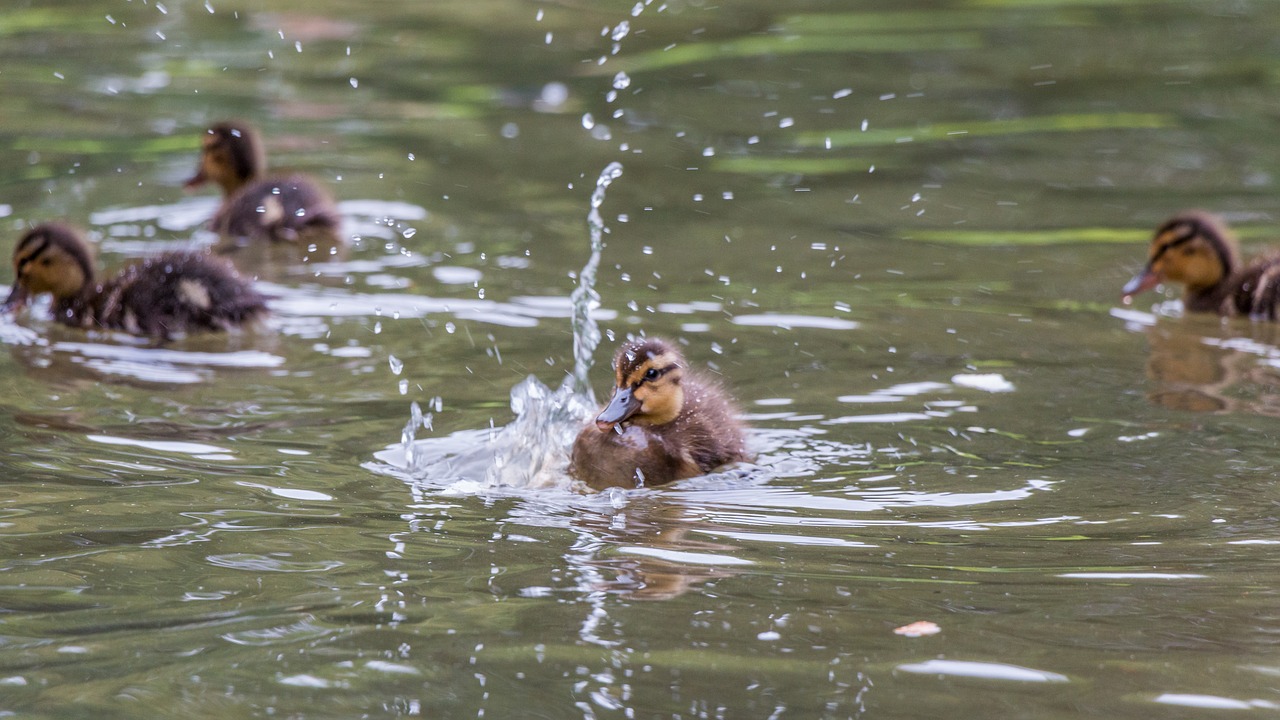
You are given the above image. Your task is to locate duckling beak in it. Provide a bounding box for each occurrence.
[595,386,641,432]
[183,168,207,190]
[1121,265,1161,302]
[1,283,28,312]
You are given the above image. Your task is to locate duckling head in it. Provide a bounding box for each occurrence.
[1123,211,1238,302]
[2,223,95,310]
[595,338,686,432]
[184,121,266,196]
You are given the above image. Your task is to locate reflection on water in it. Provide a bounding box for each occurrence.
[1118,306,1280,416]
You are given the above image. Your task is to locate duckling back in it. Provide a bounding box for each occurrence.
[1227,255,1280,320]
[213,175,342,246]
[91,251,268,338]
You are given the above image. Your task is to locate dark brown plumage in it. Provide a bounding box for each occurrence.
[185,121,343,247]
[1123,210,1280,319]
[570,337,750,491]
[2,223,268,340]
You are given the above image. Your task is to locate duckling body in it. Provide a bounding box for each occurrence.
[1124,211,1280,319]
[3,223,267,340]
[185,121,342,247]
[570,337,749,491]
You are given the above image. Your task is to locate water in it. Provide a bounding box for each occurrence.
[4,1,1280,717]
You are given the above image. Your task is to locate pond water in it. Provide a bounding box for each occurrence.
[3,0,1280,717]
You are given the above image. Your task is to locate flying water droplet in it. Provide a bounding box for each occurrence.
[389,355,403,375]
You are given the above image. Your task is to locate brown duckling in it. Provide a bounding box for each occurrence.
[185,120,343,248]
[1123,210,1280,319]
[2,223,268,340]
[570,337,750,491]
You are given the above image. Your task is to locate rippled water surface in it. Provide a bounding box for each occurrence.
[4,1,1280,717]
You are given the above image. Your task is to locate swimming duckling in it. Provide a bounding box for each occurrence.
[1123,211,1280,319]
[2,223,268,340]
[570,337,750,491]
[185,121,343,248]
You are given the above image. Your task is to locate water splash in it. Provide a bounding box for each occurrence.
[388,162,624,491]
[570,161,623,397]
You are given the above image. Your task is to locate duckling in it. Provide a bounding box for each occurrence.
[570,337,750,491]
[1123,210,1280,319]
[2,223,268,340]
[185,121,343,248]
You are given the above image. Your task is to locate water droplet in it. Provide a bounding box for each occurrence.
[582,113,595,130]
[539,82,568,107]
[389,355,403,375]
[398,380,409,395]
[612,71,631,90]
[349,77,358,88]
[611,21,630,41]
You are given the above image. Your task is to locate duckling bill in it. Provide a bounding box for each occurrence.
[3,223,267,340]
[570,337,750,491]
[1123,210,1280,319]
[186,120,343,248]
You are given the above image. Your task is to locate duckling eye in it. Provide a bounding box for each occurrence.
[644,368,659,380]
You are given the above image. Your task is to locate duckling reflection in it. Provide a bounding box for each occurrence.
[569,503,742,602]
[570,337,750,491]
[1123,211,1280,319]
[185,120,345,257]
[1140,320,1280,416]
[2,223,267,342]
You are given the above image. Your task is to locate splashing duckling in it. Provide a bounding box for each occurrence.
[185,120,343,248]
[1123,210,1280,319]
[570,337,750,491]
[2,223,268,340]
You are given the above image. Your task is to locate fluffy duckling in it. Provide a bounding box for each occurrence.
[185,121,343,247]
[1123,211,1280,319]
[570,337,750,491]
[2,223,268,340]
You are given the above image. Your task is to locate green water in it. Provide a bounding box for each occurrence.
[3,1,1280,717]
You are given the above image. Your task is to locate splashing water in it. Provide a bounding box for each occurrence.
[570,161,623,397]
[383,163,624,491]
